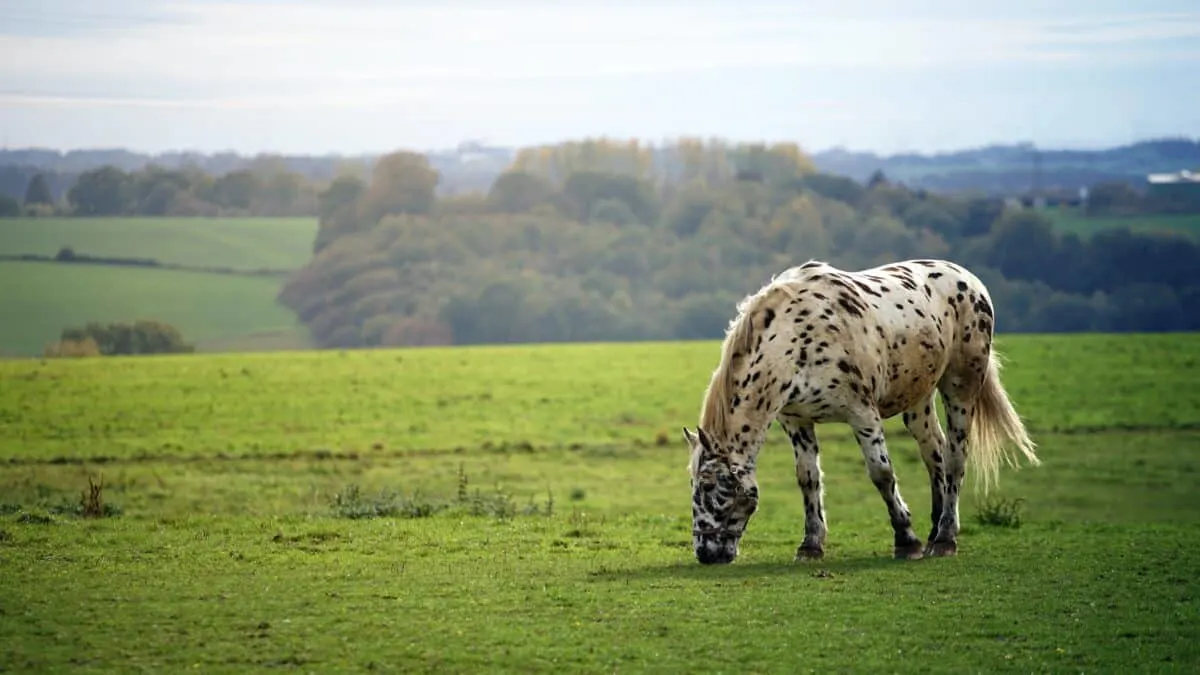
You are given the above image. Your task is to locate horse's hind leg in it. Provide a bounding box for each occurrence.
[929,375,984,557]
[778,416,827,561]
[903,393,950,550]
[850,410,923,560]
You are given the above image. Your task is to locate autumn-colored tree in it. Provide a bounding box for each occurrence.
[356,151,439,225]
[510,137,656,185]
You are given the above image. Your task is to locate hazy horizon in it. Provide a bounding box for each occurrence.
[2,0,1199,157]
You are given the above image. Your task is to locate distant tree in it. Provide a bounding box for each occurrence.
[799,173,866,206]
[1085,181,1142,216]
[561,170,659,225]
[314,174,368,254]
[0,194,19,217]
[486,171,555,213]
[356,151,439,224]
[985,211,1059,282]
[665,189,717,238]
[68,167,132,216]
[318,174,366,222]
[211,170,261,210]
[901,200,961,241]
[961,197,1005,237]
[23,173,53,206]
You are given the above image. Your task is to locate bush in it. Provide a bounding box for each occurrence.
[59,320,195,356]
[43,336,102,358]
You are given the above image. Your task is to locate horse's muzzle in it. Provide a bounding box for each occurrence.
[694,532,738,564]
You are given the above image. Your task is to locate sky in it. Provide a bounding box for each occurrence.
[1,0,1199,156]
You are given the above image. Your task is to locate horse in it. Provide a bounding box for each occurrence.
[681,258,1039,565]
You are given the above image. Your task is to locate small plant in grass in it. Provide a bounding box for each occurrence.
[37,475,124,519]
[975,496,1026,529]
[330,484,450,520]
[81,475,105,518]
[330,464,556,520]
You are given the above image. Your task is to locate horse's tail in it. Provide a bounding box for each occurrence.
[969,349,1040,495]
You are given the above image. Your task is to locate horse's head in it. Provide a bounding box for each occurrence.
[682,426,759,564]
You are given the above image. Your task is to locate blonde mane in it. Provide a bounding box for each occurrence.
[698,269,808,444]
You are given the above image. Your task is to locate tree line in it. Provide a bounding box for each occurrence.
[5,137,1198,217]
[274,138,1200,349]
[0,161,325,218]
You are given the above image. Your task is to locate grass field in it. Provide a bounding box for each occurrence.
[0,216,316,356]
[0,261,306,357]
[1043,207,1200,240]
[0,216,317,270]
[2,334,1199,672]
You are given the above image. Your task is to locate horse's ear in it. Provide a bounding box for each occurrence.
[696,427,715,452]
[682,427,699,447]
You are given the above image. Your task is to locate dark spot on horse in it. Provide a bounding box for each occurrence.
[763,308,776,329]
[956,281,968,292]
[852,280,882,297]
[838,296,864,317]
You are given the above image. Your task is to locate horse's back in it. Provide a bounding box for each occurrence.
[773,259,994,422]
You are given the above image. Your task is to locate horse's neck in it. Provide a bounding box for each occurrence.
[720,404,774,465]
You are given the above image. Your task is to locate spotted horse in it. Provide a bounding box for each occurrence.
[682,259,1040,565]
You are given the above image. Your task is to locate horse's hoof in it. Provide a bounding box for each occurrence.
[795,545,824,561]
[925,540,958,557]
[894,542,925,560]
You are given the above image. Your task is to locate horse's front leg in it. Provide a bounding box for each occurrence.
[778,416,827,561]
[850,410,924,560]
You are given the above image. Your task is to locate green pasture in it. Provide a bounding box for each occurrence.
[1,334,1199,672]
[0,261,305,357]
[1043,207,1200,240]
[0,216,317,270]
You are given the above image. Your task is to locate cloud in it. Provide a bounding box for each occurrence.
[1,0,1197,154]
[2,0,1198,112]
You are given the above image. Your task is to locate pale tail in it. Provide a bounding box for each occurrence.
[968,349,1040,495]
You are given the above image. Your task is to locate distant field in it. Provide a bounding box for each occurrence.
[1043,207,1200,240]
[0,216,317,270]
[1,334,1198,672]
[0,261,306,357]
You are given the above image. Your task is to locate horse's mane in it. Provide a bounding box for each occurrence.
[699,267,810,443]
